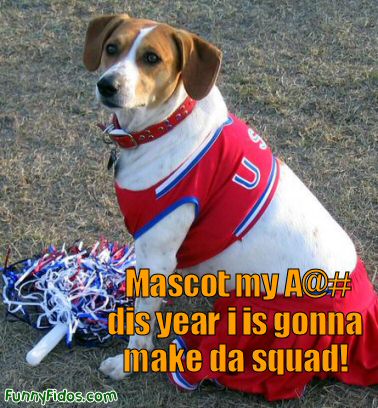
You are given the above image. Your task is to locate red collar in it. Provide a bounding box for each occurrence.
[98,97,197,149]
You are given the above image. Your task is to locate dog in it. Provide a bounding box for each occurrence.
[82,14,357,381]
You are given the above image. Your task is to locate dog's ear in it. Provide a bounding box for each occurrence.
[172,29,222,100]
[83,14,130,71]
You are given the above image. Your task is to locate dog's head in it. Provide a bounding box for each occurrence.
[83,14,222,110]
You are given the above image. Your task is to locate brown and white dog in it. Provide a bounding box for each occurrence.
[83,14,356,380]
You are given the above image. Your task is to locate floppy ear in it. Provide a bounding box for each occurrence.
[83,14,130,71]
[172,29,222,100]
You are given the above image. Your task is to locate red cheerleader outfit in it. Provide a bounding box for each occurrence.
[114,113,378,400]
[115,114,279,268]
[167,259,378,400]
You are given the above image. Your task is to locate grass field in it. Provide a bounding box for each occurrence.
[0,0,377,407]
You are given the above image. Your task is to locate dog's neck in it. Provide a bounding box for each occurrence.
[114,84,188,133]
[115,85,228,191]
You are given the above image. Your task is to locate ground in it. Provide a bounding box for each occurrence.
[0,0,377,407]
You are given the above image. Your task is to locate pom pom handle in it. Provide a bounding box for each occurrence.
[3,240,135,355]
[26,322,68,366]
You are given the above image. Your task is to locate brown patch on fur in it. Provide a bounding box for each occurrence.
[83,14,130,71]
[99,18,157,70]
[172,29,222,100]
[83,15,222,105]
[133,24,182,106]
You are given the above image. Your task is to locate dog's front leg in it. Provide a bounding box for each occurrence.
[99,204,195,380]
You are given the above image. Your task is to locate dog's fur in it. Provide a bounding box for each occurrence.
[83,14,357,380]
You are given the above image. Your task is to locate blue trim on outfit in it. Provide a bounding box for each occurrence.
[176,336,188,353]
[156,117,233,199]
[174,370,197,390]
[170,337,198,390]
[233,157,261,189]
[234,157,278,236]
[134,197,200,239]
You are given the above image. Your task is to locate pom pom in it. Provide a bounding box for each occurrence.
[1,240,136,360]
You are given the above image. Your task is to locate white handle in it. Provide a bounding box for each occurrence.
[26,322,68,366]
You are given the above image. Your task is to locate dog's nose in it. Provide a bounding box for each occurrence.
[97,76,119,97]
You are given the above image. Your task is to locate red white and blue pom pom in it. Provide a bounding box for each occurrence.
[1,240,135,365]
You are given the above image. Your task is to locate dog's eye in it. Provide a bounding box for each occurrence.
[143,52,160,65]
[106,44,118,56]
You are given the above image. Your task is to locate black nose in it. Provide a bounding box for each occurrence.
[97,76,119,97]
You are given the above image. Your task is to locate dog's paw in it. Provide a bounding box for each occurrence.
[99,354,129,380]
[128,335,154,351]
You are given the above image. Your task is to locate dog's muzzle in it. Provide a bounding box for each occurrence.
[97,75,120,98]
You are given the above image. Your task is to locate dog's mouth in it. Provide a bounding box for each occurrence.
[96,87,149,111]
[100,98,123,109]
[100,98,148,110]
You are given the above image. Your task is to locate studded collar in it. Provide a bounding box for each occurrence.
[98,97,197,149]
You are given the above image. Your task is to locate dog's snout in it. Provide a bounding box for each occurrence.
[97,76,120,98]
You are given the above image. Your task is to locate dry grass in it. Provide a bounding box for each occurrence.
[0,0,377,407]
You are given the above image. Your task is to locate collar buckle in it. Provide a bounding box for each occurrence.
[120,132,138,149]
